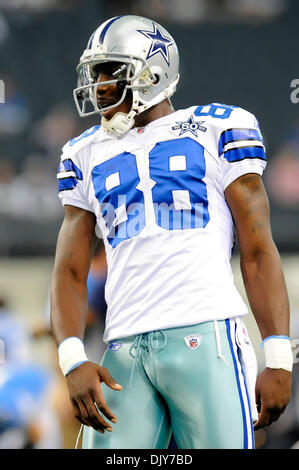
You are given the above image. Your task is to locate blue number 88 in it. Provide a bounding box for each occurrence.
[92,137,210,247]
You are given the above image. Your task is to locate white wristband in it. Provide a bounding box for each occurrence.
[58,337,89,376]
[261,336,293,372]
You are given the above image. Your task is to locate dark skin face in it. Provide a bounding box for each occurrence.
[94,61,174,127]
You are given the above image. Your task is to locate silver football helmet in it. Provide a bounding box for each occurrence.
[73,15,180,137]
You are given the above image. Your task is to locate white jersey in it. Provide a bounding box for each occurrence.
[57,104,267,343]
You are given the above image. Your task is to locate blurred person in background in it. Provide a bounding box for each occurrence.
[0,0,79,13]
[50,15,292,449]
[265,117,299,208]
[107,0,287,23]
[0,295,31,364]
[84,239,107,364]
[3,153,61,221]
[0,73,31,165]
[0,104,82,222]
[0,73,30,139]
[0,295,63,448]
[32,104,83,168]
[33,245,108,448]
[0,363,61,449]
[0,159,16,218]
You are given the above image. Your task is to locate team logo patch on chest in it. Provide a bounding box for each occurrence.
[184,334,202,349]
[172,116,207,137]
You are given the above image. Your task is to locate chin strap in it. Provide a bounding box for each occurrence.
[101,110,136,137]
[101,85,177,138]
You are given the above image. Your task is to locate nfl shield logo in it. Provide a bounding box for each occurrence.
[189,338,198,348]
[184,334,201,350]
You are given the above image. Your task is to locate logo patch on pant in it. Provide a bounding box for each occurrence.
[108,341,122,351]
[184,334,201,349]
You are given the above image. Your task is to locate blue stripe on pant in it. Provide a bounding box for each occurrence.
[225,319,255,449]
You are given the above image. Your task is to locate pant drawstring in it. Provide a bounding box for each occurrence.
[128,331,167,387]
[148,330,167,355]
[129,334,143,388]
[75,423,84,449]
[214,320,229,366]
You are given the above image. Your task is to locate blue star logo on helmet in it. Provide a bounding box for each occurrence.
[172,116,207,137]
[137,23,173,66]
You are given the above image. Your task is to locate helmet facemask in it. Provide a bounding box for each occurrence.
[73,54,157,120]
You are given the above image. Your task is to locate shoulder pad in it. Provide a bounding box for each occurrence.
[194,102,239,120]
[62,125,101,154]
[194,102,258,127]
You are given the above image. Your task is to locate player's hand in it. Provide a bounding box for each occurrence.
[254,368,291,430]
[66,361,122,433]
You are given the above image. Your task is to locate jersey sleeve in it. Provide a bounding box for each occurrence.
[57,142,93,212]
[217,108,267,191]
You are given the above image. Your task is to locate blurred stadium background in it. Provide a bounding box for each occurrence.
[0,0,299,449]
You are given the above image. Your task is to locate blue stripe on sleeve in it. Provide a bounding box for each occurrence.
[223,145,266,163]
[219,128,263,156]
[59,159,83,180]
[58,159,83,193]
[58,177,79,192]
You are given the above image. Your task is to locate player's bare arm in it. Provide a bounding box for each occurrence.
[225,173,292,430]
[50,205,122,433]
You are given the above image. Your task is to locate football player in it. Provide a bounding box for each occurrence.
[50,15,292,449]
